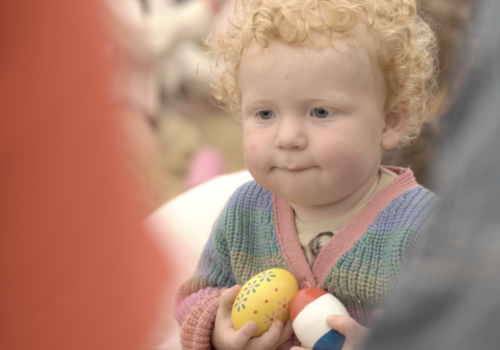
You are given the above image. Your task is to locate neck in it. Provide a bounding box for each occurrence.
[290,168,381,222]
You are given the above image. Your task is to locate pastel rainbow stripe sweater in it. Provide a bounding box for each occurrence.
[175,167,437,350]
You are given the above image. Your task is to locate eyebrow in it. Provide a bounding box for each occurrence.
[243,95,353,105]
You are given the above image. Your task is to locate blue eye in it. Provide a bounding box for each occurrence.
[312,108,330,119]
[258,110,274,120]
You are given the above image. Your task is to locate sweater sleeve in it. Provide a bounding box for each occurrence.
[175,206,236,350]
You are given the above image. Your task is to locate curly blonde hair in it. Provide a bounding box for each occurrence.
[208,0,438,147]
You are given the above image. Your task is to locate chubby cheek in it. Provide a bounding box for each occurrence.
[242,141,256,167]
[316,135,378,184]
[320,143,359,175]
[243,140,258,153]
[242,134,266,176]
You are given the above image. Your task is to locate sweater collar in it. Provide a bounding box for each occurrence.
[272,166,419,288]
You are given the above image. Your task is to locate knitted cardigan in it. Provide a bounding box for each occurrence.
[175,167,437,350]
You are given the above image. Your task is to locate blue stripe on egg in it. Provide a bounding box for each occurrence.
[312,329,345,350]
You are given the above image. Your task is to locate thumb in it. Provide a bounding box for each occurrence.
[219,285,241,313]
[327,314,368,350]
[327,314,360,336]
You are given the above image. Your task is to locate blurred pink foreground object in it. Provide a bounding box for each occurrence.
[187,146,226,188]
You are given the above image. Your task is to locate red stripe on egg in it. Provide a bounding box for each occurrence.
[289,288,329,323]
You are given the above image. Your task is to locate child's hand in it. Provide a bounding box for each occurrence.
[291,314,368,350]
[212,285,294,350]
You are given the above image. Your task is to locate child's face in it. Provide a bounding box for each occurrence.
[239,41,398,213]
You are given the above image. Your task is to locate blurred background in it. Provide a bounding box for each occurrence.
[104,0,245,211]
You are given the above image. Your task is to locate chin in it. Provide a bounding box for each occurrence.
[274,187,326,206]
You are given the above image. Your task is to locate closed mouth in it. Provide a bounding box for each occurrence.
[276,166,314,171]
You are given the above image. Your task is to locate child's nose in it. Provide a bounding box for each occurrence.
[274,118,307,150]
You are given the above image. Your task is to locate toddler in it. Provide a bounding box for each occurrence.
[175,0,438,349]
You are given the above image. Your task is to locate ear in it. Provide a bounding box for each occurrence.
[381,99,409,150]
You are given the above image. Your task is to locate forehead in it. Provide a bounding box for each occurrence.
[238,40,383,104]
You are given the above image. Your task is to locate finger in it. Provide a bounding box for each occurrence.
[327,314,368,350]
[276,319,294,345]
[261,319,284,344]
[213,286,247,350]
[250,319,292,350]
[229,322,258,349]
[327,314,366,337]
[218,285,241,317]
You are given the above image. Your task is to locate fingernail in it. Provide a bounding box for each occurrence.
[327,314,335,323]
[248,323,258,332]
[273,320,283,331]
